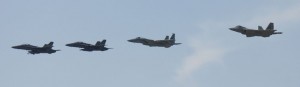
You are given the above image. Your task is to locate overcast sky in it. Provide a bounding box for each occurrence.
[1,0,300,87]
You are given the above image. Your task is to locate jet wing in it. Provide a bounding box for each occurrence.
[140,39,156,45]
[143,39,155,43]
[154,40,171,44]
[66,42,93,48]
[12,44,40,50]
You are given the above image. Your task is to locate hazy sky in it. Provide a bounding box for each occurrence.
[1,0,300,87]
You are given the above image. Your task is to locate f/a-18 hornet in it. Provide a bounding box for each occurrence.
[12,42,60,54]
[229,22,282,37]
[128,33,182,48]
[66,40,112,52]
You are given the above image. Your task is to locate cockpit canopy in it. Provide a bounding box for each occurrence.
[235,25,246,29]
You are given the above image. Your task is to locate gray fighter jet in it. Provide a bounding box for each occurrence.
[128,33,181,48]
[66,40,112,52]
[12,42,60,55]
[229,22,282,37]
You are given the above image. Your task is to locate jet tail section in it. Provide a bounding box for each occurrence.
[174,43,181,45]
[101,40,106,45]
[266,22,274,30]
[258,26,264,30]
[96,40,106,46]
[43,42,54,48]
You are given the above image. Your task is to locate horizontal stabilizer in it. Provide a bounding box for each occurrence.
[54,49,61,51]
[174,43,182,45]
[274,32,282,34]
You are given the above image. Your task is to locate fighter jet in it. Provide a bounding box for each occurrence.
[229,22,282,37]
[66,40,112,52]
[12,42,60,55]
[128,33,181,48]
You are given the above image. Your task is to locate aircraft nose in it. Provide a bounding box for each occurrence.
[127,39,134,42]
[65,44,72,46]
[229,28,238,31]
[12,46,19,49]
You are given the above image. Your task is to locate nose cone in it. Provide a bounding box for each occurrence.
[12,45,21,49]
[12,46,17,49]
[65,43,73,47]
[128,39,136,42]
[229,27,235,30]
[229,27,239,32]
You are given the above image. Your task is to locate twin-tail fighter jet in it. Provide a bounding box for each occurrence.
[12,42,60,55]
[128,33,181,48]
[229,22,282,37]
[66,40,112,52]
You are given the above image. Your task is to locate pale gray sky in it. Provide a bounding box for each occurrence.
[0,0,300,87]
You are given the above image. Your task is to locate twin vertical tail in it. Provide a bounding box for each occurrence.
[96,39,106,46]
[43,42,54,48]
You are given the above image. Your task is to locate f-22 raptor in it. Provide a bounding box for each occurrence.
[66,40,112,52]
[128,33,181,48]
[12,42,60,55]
[229,22,282,37]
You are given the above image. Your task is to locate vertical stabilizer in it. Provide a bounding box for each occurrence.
[95,41,101,46]
[165,36,169,40]
[258,26,264,30]
[48,42,54,46]
[266,22,274,30]
[170,33,175,40]
[101,39,106,45]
